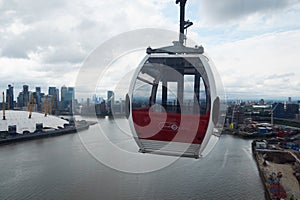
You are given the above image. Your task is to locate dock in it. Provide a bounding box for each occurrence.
[252,140,300,199]
[0,120,92,145]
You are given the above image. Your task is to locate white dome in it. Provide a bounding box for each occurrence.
[0,110,68,133]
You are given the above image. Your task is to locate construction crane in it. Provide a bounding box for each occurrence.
[28,94,35,119]
[2,91,5,120]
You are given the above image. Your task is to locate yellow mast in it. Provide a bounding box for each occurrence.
[43,95,48,117]
[49,95,55,115]
[2,91,5,120]
[28,94,34,119]
[52,94,56,114]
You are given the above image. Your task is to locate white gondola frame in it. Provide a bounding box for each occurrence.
[127,53,224,158]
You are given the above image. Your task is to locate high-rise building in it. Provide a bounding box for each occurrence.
[48,87,59,111]
[273,103,285,118]
[6,84,14,109]
[87,98,91,107]
[273,102,299,119]
[17,92,24,107]
[61,87,74,103]
[286,103,299,116]
[48,87,57,97]
[61,86,68,102]
[22,85,29,107]
[107,90,114,110]
[56,89,59,102]
[23,85,29,92]
[36,87,41,93]
[67,87,75,101]
[60,86,75,113]
[107,91,115,106]
[47,87,59,102]
[17,85,29,108]
[95,100,107,115]
[35,87,42,111]
[259,99,264,105]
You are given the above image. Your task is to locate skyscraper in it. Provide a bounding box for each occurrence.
[48,87,57,97]
[56,88,59,102]
[61,86,68,102]
[286,103,299,118]
[35,87,42,111]
[60,86,75,113]
[6,84,14,109]
[67,87,75,101]
[49,87,59,111]
[23,85,29,107]
[36,87,41,93]
[17,85,29,107]
[17,92,23,108]
[273,103,284,118]
[107,90,114,114]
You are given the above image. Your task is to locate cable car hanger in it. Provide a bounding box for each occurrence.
[146,0,203,55]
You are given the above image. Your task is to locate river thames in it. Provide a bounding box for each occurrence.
[0,117,265,199]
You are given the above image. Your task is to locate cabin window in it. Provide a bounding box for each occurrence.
[132,57,209,115]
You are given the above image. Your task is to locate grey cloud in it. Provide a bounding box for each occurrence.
[38,45,87,64]
[1,44,28,58]
[0,0,67,23]
[266,73,295,80]
[0,0,170,64]
[1,18,86,63]
[0,0,87,63]
[1,33,84,63]
[76,19,98,31]
[200,0,299,23]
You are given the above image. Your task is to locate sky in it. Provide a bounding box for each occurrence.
[1,0,300,101]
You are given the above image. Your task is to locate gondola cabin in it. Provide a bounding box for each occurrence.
[126,0,225,158]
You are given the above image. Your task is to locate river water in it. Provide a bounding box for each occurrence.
[0,117,265,199]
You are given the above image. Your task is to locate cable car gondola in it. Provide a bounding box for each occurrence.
[126,0,225,158]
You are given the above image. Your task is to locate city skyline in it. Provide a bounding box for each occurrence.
[0,82,300,102]
[1,84,75,101]
[1,84,76,114]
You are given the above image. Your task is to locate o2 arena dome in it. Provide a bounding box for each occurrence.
[0,110,68,134]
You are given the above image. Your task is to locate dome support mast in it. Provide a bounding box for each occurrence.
[2,92,6,120]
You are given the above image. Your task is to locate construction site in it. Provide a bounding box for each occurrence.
[253,137,300,199]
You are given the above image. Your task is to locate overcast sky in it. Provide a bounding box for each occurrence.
[1,0,300,101]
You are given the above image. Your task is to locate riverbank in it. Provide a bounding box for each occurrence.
[252,140,300,199]
[0,120,95,145]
